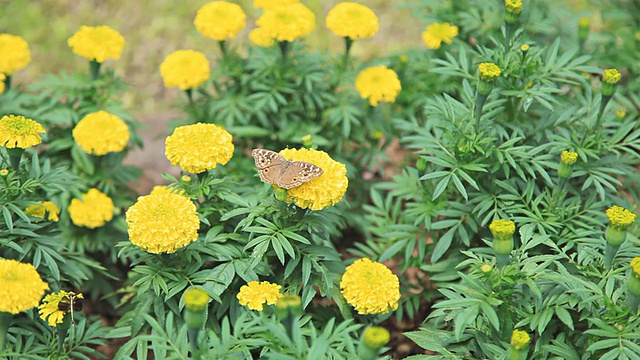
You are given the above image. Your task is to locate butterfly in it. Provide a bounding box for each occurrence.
[58,291,84,325]
[251,149,323,189]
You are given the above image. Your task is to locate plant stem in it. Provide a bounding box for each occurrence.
[89,60,101,80]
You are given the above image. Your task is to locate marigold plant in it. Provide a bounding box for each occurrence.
[159,49,211,90]
[164,122,234,173]
[73,110,130,155]
[354,65,402,106]
[194,1,246,42]
[67,25,126,63]
[68,188,114,228]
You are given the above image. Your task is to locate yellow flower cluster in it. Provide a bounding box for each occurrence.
[184,288,209,312]
[194,1,246,41]
[479,62,501,82]
[631,257,640,277]
[160,50,211,90]
[326,2,379,40]
[606,205,636,229]
[237,281,283,310]
[0,115,46,149]
[0,34,31,75]
[126,191,200,254]
[25,201,60,222]
[67,25,126,63]
[68,188,114,228]
[560,150,578,165]
[355,65,402,106]
[489,219,516,239]
[38,290,84,326]
[505,0,523,15]
[510,329,530,350]
[362,326,390,348]
[603,68,622,84]
[73,111,130,155]
[165,123,234,174]
[0,258,49,314]
[253,0,299,9]
[421,23,459,50]
[278,148,348,210]
[340,258,400,315]
[255,3,316,43]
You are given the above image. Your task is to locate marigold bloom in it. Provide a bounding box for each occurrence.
[489,219,516,239]
[355,65,402,106]
[0,34,31,75]
[67,25,125,63]
[68,188,114,228]
[520,44,530,52]
[72,111,130,155]
[249,27,275,47]
[560,151,578,165]
[278,148,348,210]
[126,192,200,254]
[0,258,49,314]
[421,23,458,49]
[363,326,390,348]
[253,0,299,10]
[38,290,84,326]
[479,62,501,82]
[603,68,622,84]
[510,329,530,350]
[184,288,209,312]
[256,3,316,42]
[326,2,379,40]
[25,201,60,222]
[0,114,46,149]
[606,206,636,229]
[194,1,246,41]
[160,50,211,90]
[237,281,283,311]
[505,0,523,15]
[165,123,234,174]
[340,258,400,315]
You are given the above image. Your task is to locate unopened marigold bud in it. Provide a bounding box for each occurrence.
[558,151,578,178]
[359,326,390,360]
[602,68,621,96]
[505,0,523,24]
[628,257,640,313]
[0,169,8,176]
[578,17,590,42]
[301,134,313,148]
[181,174,192,183]
[275,294,302,319]
[511,329,530,350]
[478,62,501,96]
[490,219,515,268]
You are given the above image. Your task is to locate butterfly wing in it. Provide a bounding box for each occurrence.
[276,161,324,189]
[252,148,287,185]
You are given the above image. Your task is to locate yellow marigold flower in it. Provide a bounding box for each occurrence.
[0,34,31,75]
[0,114,46,149]
[489,219,515,239]
[0,258,49,314]
[603,68,622,84]
[479,62,501,82]
[184,288,209,312]
[326,2,379,40]
[249,27,275,47]
[159,49,211,90]
[126,191,200,254]
[68,188,114,229]
[340,258,400,315]
[355,65,402,107]
[165,123,234,174]
[253,0,299,10]
[631,257,640,277]
[256,3,316,42]
[363,326,390,348]
[510,329,530,350]
[38,290,83,326]
[194,1,246,41]
[237,281,283,311]
[505,0,523,15]
[606,206,636,229]
[560,151,578,165]
[520,44,530,52]
[0,73,6,94]
[278,148,348,211]
[67,25,125,63]
[421,23,458,49]
[72,111,130,156]
[25,201,60,222]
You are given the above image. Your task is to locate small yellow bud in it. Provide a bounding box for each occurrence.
[510,329,530,350]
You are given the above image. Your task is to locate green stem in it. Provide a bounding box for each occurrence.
[89,60,101,81]
[0,312,11,350]
[475,92,489,131]
[279,40,289,60]
[3,75,10,92]
[7,148,23,171]
[188,328,201,360]
[604,243,621,268]
[629,292,640,313]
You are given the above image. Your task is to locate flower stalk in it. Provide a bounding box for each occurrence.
[629,257,640,313]
[184,288,209,360]
[476,63,502,130]
[0,312,10,350]
[275,294,302,340]
[596,69,622,130]
[89,59,101,80]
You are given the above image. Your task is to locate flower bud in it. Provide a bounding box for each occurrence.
[275,294,302,320]
[358,326,390,360]
[578,17,590,42]
[184,288,209,329]
[506,329,530,360]
[602,68,621,97]
[505,0,523,25]
[558,151,578,178]
[301,134,313,148]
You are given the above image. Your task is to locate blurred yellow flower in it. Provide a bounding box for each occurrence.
[25,201,60,222]
[0,258,49,314]
[278,148,348,210]
[38,290,84,326]
[0,34,31,75]
[606,206,636,229]
[340,258,400,315]
[68,188,114,229]
[631,257,640,277]
[505,0,523,15]
[184,288,209,312]
[237,281,283,310]
[165,123,234,174]
[0,114,46,149]
[159,49,211,90]
[249,27,275,48]
[73,110,130,155]
[194,1,246,41]
[126,192,200,254]
[67,25,125,63]
[479,62,501,82]
[355,65,402,106]
[421,23,458,49]
[510,329,530,350]
[256,3,316,42]
[603,68,621,84]
[326,2,379,40]
[253,0,299,10]
[0,73,6,94]
[362,326,390,348]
